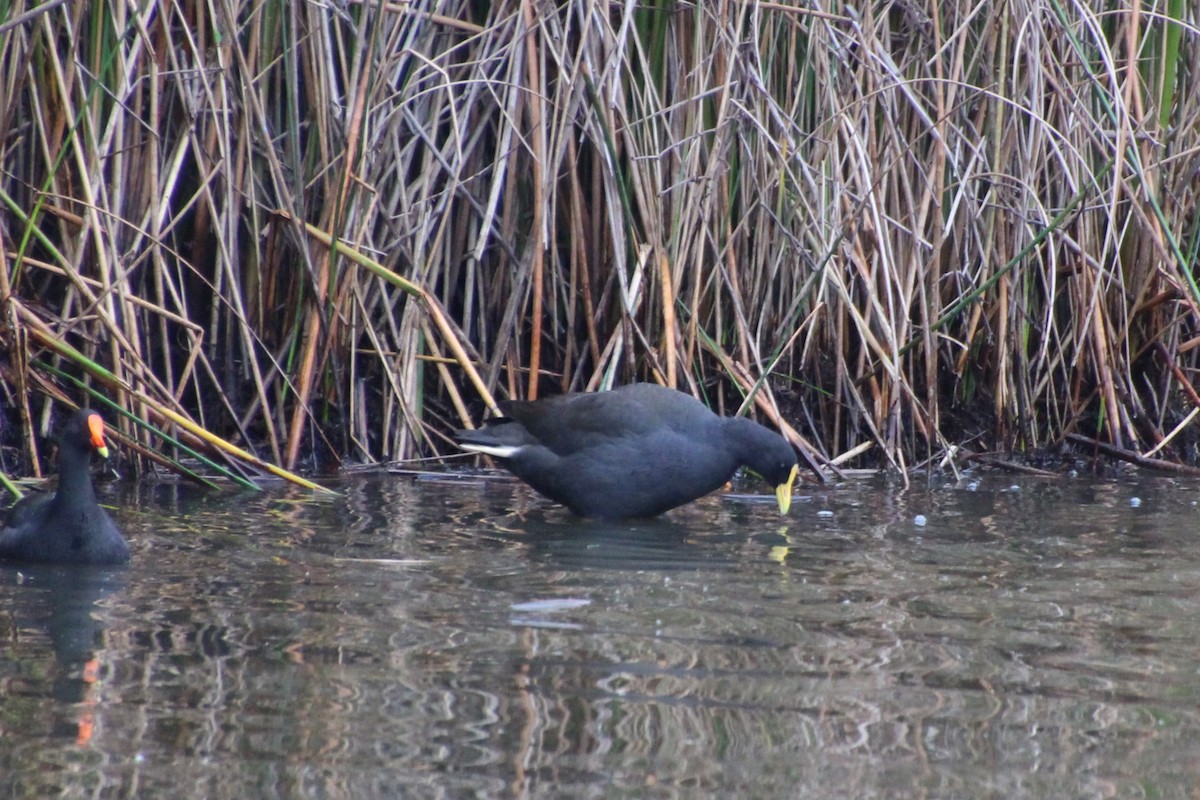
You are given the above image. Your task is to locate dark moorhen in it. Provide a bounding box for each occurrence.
[0,409,129,565]
[455,383,800,518]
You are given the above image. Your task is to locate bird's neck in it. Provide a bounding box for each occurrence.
[722,416,768,458]
[54,450,98,506]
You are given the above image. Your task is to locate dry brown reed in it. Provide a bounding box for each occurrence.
[0,0,1197,481]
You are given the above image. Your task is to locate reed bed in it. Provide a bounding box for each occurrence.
[0,0,1197,483]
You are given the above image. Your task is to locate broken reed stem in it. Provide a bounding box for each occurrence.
[291,215,499,418]
[1,0,1197,476]
[12,300,334,493]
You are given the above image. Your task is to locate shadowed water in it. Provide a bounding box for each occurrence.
[2,471,1200,798]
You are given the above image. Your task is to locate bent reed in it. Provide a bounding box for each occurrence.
[0,0,1196,482]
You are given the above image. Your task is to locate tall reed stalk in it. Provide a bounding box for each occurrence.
[0,0,1197,478]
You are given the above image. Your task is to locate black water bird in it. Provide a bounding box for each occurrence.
[0,409,129,565]
[455,383,799,518]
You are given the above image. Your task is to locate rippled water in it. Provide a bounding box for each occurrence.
[2,471,1200,798]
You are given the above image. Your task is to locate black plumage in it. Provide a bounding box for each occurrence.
[0,409,129,565]
[456,383,799,518]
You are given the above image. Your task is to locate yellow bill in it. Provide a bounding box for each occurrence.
[775,464,799,514]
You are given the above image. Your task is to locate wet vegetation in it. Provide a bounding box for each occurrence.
[0,0,1197,484]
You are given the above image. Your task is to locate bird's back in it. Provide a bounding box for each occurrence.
[0,493,128,565]
[501,384,715,457]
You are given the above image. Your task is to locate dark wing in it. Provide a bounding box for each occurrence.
[500,384,713,456]
[3,491,49,531]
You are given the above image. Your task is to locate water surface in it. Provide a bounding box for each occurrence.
[2,472,1199,798]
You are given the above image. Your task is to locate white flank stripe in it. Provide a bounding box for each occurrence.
[459,442,522,458]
